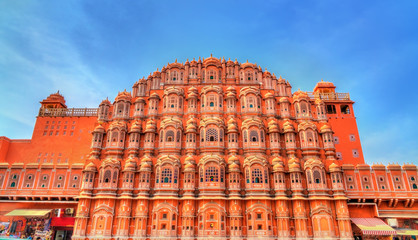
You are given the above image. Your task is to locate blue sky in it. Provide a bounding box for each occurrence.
[0,1,417,165]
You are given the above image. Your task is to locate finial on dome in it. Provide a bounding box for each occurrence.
[57,90,60,94]
[246,59,248,63]
[193,57,195,60]
[321,79,324,82]
[175,59,177,63]
[157,68,159,71]
[210,53,213,57]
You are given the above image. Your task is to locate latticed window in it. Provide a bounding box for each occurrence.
[207,95,217,107]
[169,96,177,108]
[161,168,172,183]
[112,171,117,183]
[313,170,321,184]
[208,70,215,80]
[252,169,263,183]
[205,166,219,182]
[172,71,178,81]
[176,130,181,142]
[166,130,175,142]
[248,97,255,108]
[104,170,111,183]
[206,128,218,142]
[174,168,178,183]
[250,130,259,142]
[246,71,253,81]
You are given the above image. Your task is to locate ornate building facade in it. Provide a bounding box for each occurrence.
[0,56,417,240]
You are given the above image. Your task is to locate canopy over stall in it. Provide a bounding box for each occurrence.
[5,209,52,217]
[351,218,397,236]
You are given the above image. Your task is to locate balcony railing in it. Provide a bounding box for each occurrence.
[38,108,98,117]
[307,92,350,101]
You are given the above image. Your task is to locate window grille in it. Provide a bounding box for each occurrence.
[252,168,263,183]
[161,168,172,183]
[205,166,219,182]
[206,128,218,142]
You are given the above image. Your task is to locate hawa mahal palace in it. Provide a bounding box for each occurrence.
[0,56,417,240]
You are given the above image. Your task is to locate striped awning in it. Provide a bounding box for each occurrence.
[351,218,396,235]
[5,209,52,217]
[396,228,418,236]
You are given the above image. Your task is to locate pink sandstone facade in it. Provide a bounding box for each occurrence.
[0,56,417,240]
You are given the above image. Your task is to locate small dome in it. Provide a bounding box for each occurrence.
[185,155,194,162]
[264,92,274,99]
[184,162,195,172]
[149,92,160,99]
[93,124,105,133]
[229,162,240,171]
[152,69,161,77]
[140,155,151,163]
[187,87,199,99]
[320,124,332,133]
[293,90,309,100]
[115,90,132,102]
[283,121,295,132]
[287,156,299,165]
[135,97,145,103]
[145,119,156,132]
[130,121,142,133]
[240,61,256,69]
[329,162,340,172]
[268,120,279,133]
[140,161,152,171]
[228,154,238,163]
[289,162,300,171]
[85,162,96,171]
[273,163,284,172]
[263,69,272,78]
[226,86,236,92]
[279,97,289,103]
[315,98,324,105]
[100,98,111,106]
[272,156,283,165]
[124,161,136,171]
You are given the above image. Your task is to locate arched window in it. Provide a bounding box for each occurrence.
[104,170,111,183]
[166,130,175,142]
[10,182,16,187]
[248,97,255,108]
[413,183,417,189]
[206,128,218,142]
[161,168,172,183]
[313,170,321,184]
[244,130,248,143]
[208,70,215,80]
[246,71,253,81]
[172,71,178,81]
[205,166,218,182]
[169,96,177,108]
[250,130,259,142]
[252,168,263,183]
[176,130,181,142]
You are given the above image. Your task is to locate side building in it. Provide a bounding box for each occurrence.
[0,56,417,240]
